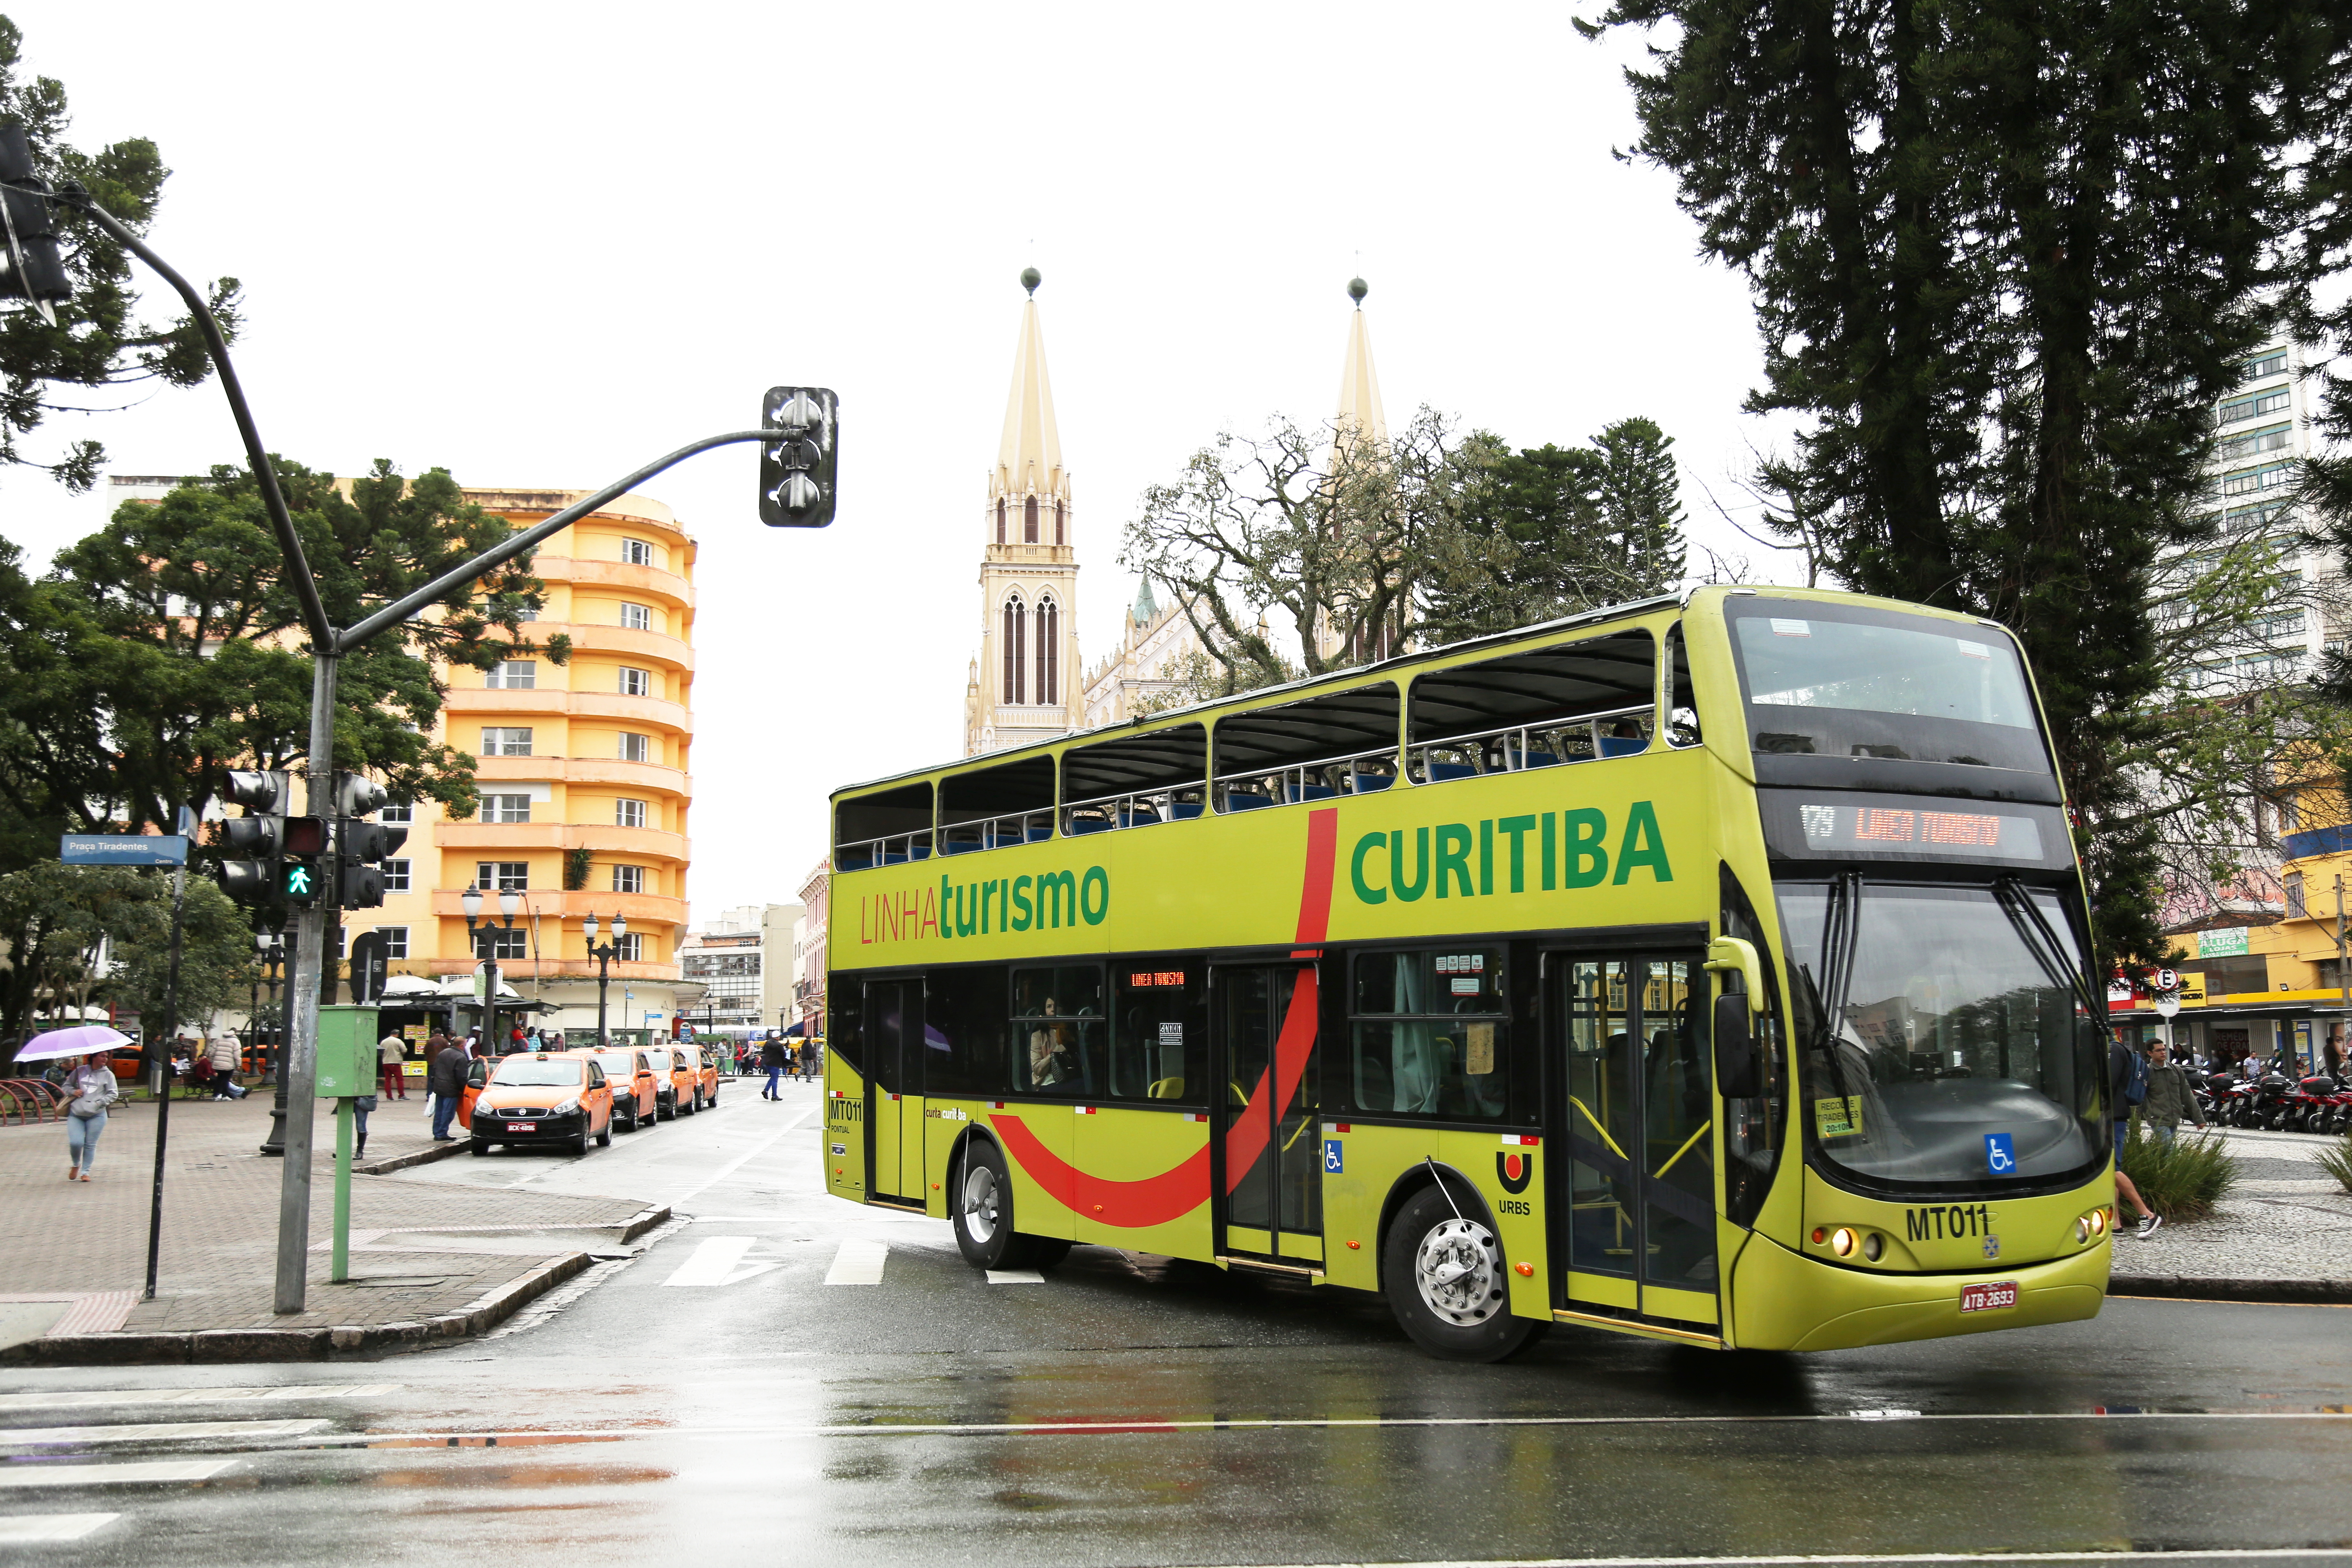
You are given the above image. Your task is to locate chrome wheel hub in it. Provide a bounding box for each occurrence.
[962,1165,1000,1244]
[1415,1217,1503,1325]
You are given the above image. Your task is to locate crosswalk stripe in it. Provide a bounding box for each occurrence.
[0,1513,117,1542]
[0,1385,394,1413]
[824,1240,889,1285]
[0,1461,234,1488]
[0,1419,326,1446]
[984,1270,1044,1284]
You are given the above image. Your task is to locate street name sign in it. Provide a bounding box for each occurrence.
[60,834,188,866]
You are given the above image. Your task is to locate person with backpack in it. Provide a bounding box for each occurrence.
[2108,1033,2161,1237]
[61,1051,119,1182]
[2141,1040,2206,1148]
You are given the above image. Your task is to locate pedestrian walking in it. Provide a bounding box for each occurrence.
[352,1091,377,1160]
[209,1031,243,1100]
[2141,1041,2206,1148]
[2108,1033,2160,1237]
[62,1052,118,1182]
[759,1035,787,1100]
[427,1035,470,1141]
[379,1030,408,1099]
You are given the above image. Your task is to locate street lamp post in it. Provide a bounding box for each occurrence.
[256,931,290,1156]
[461,884,524,1052]
[582,912,629,1049]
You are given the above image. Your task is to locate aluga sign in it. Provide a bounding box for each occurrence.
[822,586,2115,1359]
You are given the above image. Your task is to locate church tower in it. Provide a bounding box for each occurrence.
[1314,275,1392,666]
[964,269,1082,756]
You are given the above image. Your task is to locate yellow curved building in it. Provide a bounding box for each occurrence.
[359,486,697,1035]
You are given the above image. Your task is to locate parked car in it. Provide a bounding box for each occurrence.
[570,1046,659,1131]
[469,1051,613,1156]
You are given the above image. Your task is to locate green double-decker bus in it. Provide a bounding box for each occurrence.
[822,586,2113,1358]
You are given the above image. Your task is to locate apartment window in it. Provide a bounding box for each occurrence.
[612,864,646,894]
[380,802,413,823]
[382,858,411,893]
[2286,871,2306,917]
[619,666,652,697]
[483,794,532,824]
[617,798,648,829]
[616,933,644,962]
[476,861,528,892]
[619,731,651,763]
[376,927,409,960]
[2244,352,2287,381]
[620,602,652,631]
[2219,387,2292,425]
[621,538,655,566]
[481,726,533,757]
[489,929,528,960]
[486,660,537,690]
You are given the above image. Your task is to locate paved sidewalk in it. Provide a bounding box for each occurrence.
[2109,1127,2352,1301]
[0,1089,661,1352]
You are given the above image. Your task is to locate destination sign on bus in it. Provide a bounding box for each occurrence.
[1793,800,2043,861]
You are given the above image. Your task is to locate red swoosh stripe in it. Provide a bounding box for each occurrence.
[982,808,1342,1227]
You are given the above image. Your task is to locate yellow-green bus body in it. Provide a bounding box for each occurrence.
[823,586,2113,1353]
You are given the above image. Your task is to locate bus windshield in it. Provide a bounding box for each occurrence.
[1728,599,2049,773]
[1779,881,2102,1189]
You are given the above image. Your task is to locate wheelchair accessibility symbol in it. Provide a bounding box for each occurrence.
[1984,1133,2016,1175]
[1323,1140,1344,1174]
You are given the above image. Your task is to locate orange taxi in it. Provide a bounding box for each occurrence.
[468,1051,614,1156]
[682,1041,721,1111]
[655,1043,712,1119]
[569,1046,658,1132]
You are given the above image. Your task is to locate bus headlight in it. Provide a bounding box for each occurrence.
[1861,1232,1884,1263]
[1830,1227,1857,1257]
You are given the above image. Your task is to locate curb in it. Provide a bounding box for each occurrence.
[353,1140,468,1177]
[616,1205,672,1243]
[2109,1273,2352,1305]
[0,1252,594,1367]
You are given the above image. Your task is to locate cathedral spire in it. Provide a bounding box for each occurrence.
[1334,275,1388,448]
[995,268,1065,501]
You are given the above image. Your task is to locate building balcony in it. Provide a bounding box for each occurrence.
[468,755,690,797]
[440,688,693,734]
[430,820,688,863]
[533,556,693,608]
[422,956,684,984]
[425,888,687,927]
[564,691,693,733]
[559,623,695,671]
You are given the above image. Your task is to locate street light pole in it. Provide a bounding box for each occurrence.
[583,912,628,1049]
[462,884,523,1053]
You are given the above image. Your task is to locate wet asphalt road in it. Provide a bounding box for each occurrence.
[3,1077,2350,1567]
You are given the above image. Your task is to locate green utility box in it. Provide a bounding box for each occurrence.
[315,1004,381,1098]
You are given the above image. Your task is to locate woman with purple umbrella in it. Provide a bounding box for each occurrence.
[17,1025,131,1183]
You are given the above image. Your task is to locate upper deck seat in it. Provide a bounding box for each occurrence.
[1224,790,1275,811]
[1428,761,1479,781]
[1599,736,1646,758]
[1171,800,1205,820]
[1351,773,1394,793]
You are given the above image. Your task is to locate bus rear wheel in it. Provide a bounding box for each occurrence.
[1381,1184,1545,1362]
[954,1138,1035,1271]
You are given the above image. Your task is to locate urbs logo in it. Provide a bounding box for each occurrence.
[1497,1149,1534,1194]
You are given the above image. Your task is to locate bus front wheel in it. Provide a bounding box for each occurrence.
[954,1138,1034,1271]
[1381,1184,1546,1362]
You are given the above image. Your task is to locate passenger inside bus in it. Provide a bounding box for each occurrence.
[1028,998,1078,1088]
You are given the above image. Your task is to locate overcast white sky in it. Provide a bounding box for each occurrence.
[0,1,1798,922]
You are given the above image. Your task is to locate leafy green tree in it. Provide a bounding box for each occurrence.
[1579,0,2318,968]
[1595,418,1686,595]
[0,16,238,490]
[0,860,156,1047]
[32,459,564,844]
[107,875,256,1038]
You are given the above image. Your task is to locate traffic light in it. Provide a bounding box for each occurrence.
[278,815,326,906]
[333,773,405,910]
[758,386,838,528]
[0,123,70,328]
[215,769,290,908]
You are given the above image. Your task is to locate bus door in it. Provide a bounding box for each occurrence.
[1214,963,1323,1265]
[864,978,926,1203]
[1548,954,1719,1328]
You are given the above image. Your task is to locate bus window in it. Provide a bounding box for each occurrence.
[1664,622,1703,748]
[1063,724,1206,836]
[1213,682,1399,813]
[1406,630,1656,784]
[940,755,1054,855]
[1348,948,1510,1120]
[835,782,933,871]
[1110,960,1207,1101]
[924,964,1011,1095]
[1011,966,1103,1095]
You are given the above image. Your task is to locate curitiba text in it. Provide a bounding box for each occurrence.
[1347,803,1672,905]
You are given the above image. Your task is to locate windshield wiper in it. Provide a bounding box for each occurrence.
[1995,877,2103,1018]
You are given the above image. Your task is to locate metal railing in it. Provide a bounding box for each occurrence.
[1062,784,1207,836]
[833,831,934,872]
[0,1078,63,1126]
[1214,746,1401,813]
[1407,704,1655,784]
[940,809,1056,855]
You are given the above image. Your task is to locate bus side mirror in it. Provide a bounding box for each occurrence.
[1714,991,1762,1098]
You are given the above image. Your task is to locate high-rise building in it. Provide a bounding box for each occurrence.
[676,901,804,1036]
[354,485,697,1036]
[963,270,1084,755]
